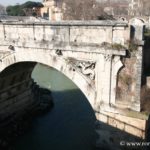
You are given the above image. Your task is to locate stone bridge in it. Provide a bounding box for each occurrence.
[0,20,149,149]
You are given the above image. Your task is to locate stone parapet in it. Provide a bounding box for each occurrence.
[0,21,129,50]
[0,20,128,26]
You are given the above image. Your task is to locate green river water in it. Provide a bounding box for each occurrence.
[12,63,96,150]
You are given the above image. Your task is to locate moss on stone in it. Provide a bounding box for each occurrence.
[125,110,149,120]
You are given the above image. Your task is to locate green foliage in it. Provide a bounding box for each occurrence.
[32,12,37,17]
[101,42,126,51]
[6,5,25,16]
[128,40,138,52]
[6,1,43,16]
[111,43,126,50]
[22,1,43,8]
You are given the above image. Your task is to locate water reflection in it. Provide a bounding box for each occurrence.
[13,64,96,150]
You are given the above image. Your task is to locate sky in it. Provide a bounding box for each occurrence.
[0,0,42,6]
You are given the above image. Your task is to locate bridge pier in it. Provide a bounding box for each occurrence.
[94,18,149,149]
[95,110,148,150]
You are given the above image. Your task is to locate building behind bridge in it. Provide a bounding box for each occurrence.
[40,0,63,21]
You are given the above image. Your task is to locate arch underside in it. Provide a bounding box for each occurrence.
[0,50,96,108]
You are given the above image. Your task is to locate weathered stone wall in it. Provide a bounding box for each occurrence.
[0,20,146,113]
[95,19,149,150]
[0,62,54,149]
[0,62,37,125]
[0,20,148,149]
[116,53,139,110]
[0,21,129,51]
[115,18,145,111]
[0,21,129,112]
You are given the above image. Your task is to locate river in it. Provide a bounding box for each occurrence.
[12,63,97,150]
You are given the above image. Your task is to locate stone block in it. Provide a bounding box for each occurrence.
[108,117,125,130]
[125,124,144,138]
[100,110,147,131]
[97,113,108,123]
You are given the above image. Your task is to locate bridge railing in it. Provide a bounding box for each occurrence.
[0,21,129,51]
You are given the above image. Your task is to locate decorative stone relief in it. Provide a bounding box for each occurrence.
[76,61,96,80]
[0,45,16,61]
[104,54,112,62]
[8,45,15,51]
[0,51,12,61]
[67,58,96,80]
[55,49,63,56]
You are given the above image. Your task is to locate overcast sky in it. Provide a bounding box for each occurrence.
[0,0,42,6]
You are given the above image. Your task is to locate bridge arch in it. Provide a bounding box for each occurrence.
[0,49,96,108]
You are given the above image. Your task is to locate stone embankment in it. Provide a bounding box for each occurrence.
[0,82,53,150]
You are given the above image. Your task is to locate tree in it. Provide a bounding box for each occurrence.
[61,0,111,20]
[141,0,150,16]
[6,1,43,16]
[6,5,25,16]
[22,1,43,8]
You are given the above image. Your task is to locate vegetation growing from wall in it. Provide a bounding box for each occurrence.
[6,1,43,16]
[111,43,126,51]
[100,42,126,51]
[128,40,139,53]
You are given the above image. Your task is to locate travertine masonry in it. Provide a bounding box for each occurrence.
[0,20,148,149]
